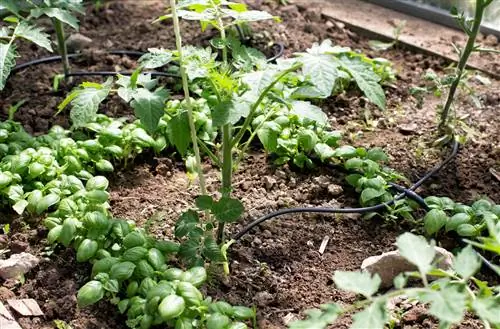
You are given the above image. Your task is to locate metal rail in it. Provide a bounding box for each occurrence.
[363,0,500,39]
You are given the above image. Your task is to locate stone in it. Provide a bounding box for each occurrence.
[9,241,28,254]
[313,175,330,188]
[65,33,93,52]
[7,299,44,316]
[398,123,418,135]
[0,302,22,329]
[0,235,8,249]
[484,34,498,47]
[253,291,274,307]
[361,247,453,288]
[264,176,277,190]
[0,253,40,280]
[327,184,343,196]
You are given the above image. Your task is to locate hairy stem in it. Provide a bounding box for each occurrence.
[52,19,71,82]
[170,0,207,196]
[439,0,487,132]
[217,124,232,244]
[231,63,302,148]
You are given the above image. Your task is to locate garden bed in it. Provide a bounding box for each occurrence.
[0,1,499,328]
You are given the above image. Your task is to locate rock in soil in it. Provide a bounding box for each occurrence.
[0,301,22,329]
[7,299,44,316]
[0,253,40,280]
[361,247,453,288]
[254,291,275,307]
[66,33,93,52]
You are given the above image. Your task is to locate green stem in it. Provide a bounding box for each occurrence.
[231,63,302,148]
[170,0,207,196]
[217,123,232,244]
[52,19,71,81]
[197,137,221,168]
[439,0,486,131]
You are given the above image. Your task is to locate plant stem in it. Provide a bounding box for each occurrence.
[231,63,302,148]
[52,19,71,82]
[217,124,232,243]
[439,0,486,132]
[170,0,207,196]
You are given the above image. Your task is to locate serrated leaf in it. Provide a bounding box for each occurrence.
[203,236,224,262]
[175,210,199,238]
[420,284,466,324]
[290,101,327,125]
[453,245,481,279]
[333,271,381,298]
[138,48,173,69]
[397,232,435,275]
[167,111,190,155]
[472,296,500,325]
[0,0,20,16]
[294,53,342,98]
[351,298,388,329]
[212,197,244,223]
[424,209,448,235]
[31,8,80,29]
[340,57,386,109]
[131,88,168,133]
[212,99,249,127]
[59,79,112,128]
[0,42,16,90]
[14,21,52,52]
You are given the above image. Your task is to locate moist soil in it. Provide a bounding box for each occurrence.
[0,1,499,328]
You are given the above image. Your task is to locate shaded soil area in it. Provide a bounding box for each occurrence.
[0,0,498,328]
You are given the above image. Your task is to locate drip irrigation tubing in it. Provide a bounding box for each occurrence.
[11,43,285,77]
[232,139,460,241]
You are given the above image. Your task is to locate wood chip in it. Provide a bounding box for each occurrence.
[490,168,500,182]
[7,299,44,316]
[0,302,22,329]
[319,236,330,255]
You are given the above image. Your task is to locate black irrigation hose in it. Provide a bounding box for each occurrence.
[232,140,460,241]
[11,42,284,77]
[11,50,147,74]
[66,71,180,78]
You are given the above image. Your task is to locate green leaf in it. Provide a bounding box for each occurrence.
[12,199,28,215]
[138,48,173,69]
[195,195,213,210]
[314,143,335,161]
[333,145,357,158]
[351,298,388,329]
[202,236,224,262]
[366,148,388,162]
[77,281,104,307]
[294,51,343,98]
[31,8,80,29]
[340,57,386,109]
[175,210,199,238]
[14,21,52,52]
[472,296,500,325]
[345,158,363,170]
[397,233,435,275]
[0,42,16,90]
[420,284,466,324]
[257,121,280,152]
[424,209,448,235]
[333,271,381,298]
[446,213,471,232]
[290,101,327,125]
[167,111,190,155]
[131,88,168,133]
[59,80,112,128]
[212,197,244,223]
[360,188,386,204]
[453,245,481,279]
[0,0,20,16]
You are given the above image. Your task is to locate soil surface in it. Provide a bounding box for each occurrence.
[0,0,499,328]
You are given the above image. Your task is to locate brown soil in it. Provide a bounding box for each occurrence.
[0,0,499,329]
